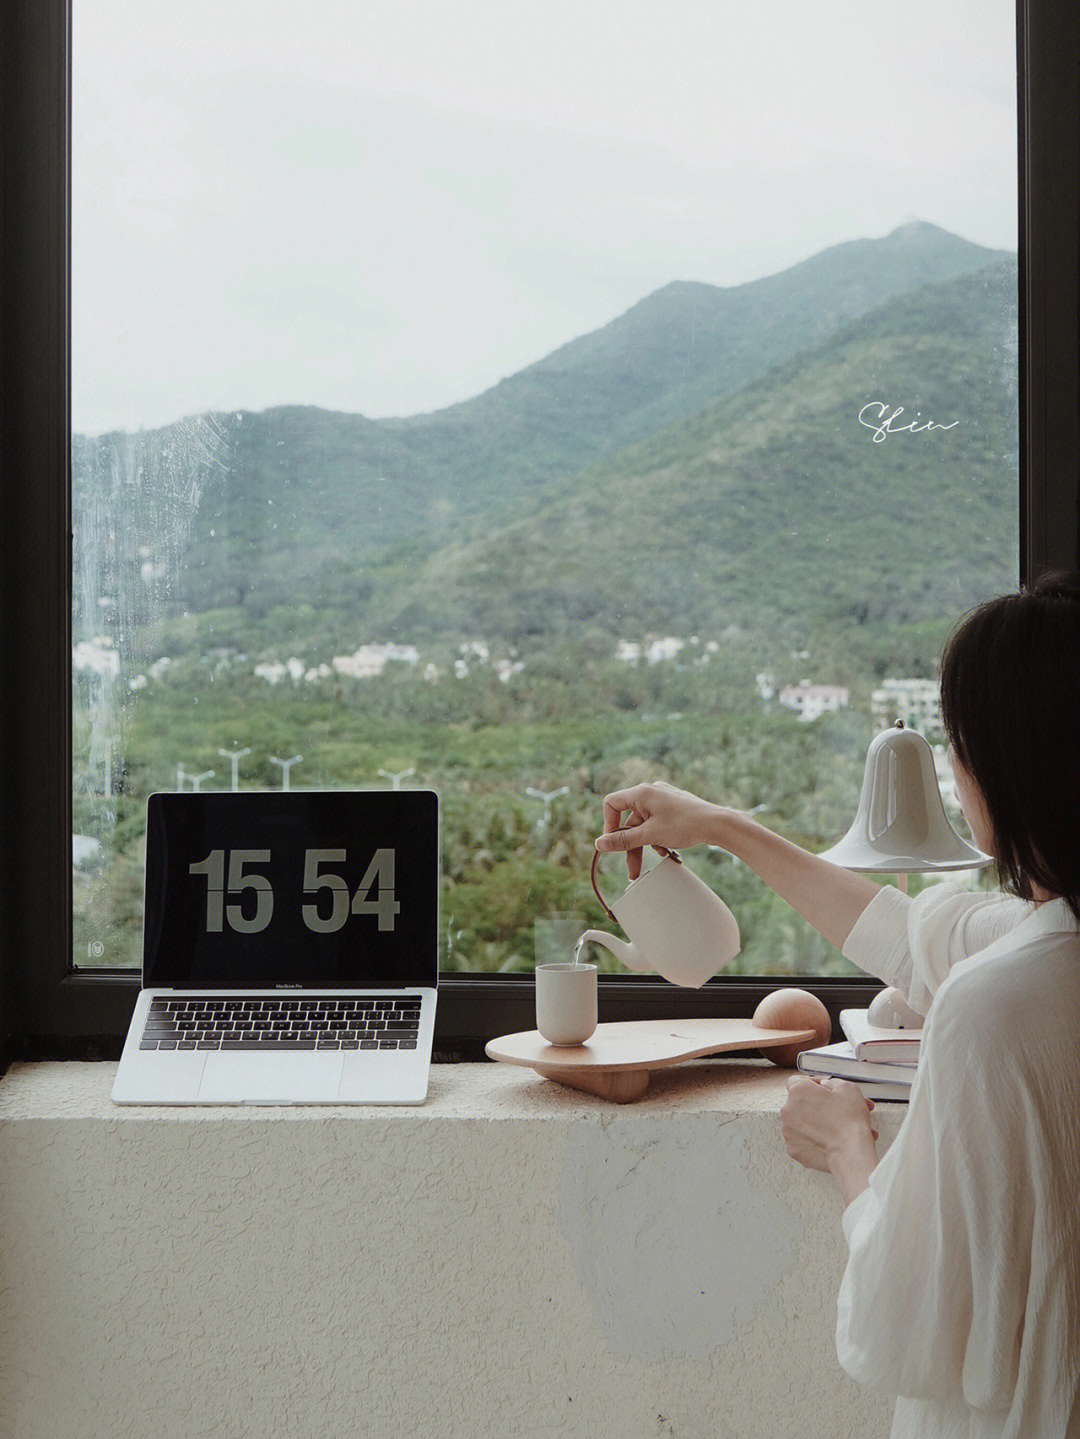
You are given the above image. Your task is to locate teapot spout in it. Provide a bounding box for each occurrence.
[578,929,648,973]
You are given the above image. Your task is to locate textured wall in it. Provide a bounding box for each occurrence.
[0,1062,898,1439]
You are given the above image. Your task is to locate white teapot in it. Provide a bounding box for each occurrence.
[580,847,740,988]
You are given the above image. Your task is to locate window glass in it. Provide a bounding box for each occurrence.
[72,0,1018,976]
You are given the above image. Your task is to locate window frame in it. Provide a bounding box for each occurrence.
[3,0,1077,1065]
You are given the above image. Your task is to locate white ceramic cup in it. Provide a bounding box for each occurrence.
[535,962,598,1046]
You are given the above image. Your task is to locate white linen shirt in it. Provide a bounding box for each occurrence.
[837,884,1080,1438]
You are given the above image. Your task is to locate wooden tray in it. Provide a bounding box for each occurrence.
[486,1017,816,1103]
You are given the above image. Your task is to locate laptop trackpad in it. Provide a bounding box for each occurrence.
[197,1053,345,1103]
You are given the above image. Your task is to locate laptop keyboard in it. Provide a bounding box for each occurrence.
[140,996,422,1051]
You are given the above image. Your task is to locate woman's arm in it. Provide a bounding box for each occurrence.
[722,811,884,953]
[595,782,883,952]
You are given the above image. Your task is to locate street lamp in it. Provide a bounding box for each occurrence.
[269,755,303,790]
[189,769,215,792]
[219,746,252,792]
[378,767,415,791]
[525,785,570,833]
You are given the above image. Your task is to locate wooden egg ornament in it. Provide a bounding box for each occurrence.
[753,987,831,1067]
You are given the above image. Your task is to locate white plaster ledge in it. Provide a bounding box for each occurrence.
[0,1056,906,1138]
[0,1057,902,1439]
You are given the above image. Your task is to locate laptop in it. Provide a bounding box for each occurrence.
[112,789,439,1105]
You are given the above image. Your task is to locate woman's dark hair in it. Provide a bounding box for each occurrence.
[939,570,1080,919]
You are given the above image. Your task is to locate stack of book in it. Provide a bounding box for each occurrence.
[795,1008,922,1102]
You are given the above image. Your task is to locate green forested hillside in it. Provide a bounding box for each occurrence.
[73,221,1012,661]
[347,258,1019,668]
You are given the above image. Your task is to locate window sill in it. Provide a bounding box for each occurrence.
[0,1054,908,1124]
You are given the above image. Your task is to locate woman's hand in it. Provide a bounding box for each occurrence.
[781,1075,879,1203]
[594,782,727,880]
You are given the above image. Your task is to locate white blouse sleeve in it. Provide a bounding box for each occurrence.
[842,881,1030,1014]
[835,973,1030,1409]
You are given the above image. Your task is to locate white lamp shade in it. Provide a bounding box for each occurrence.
[818,723,992,873]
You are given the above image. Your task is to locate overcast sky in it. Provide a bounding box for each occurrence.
[72,0,1017,436]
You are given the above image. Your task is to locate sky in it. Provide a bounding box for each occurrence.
[72,0,1018,436]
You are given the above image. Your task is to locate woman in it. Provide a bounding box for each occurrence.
[594,572,1080,1438]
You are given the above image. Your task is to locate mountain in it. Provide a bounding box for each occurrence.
[373,258,1019,655]
[72,224,1017,660]
[475,219,1008,460]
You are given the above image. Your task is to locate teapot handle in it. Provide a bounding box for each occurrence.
[590,844,681,923]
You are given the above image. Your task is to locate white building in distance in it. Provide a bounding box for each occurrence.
[615,636,688,665]
[73,637,120,676]
[331,643,420,679]
[872,678,943,735]
[779,682,850,722]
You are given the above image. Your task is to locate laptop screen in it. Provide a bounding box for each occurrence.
[142,790,439,989]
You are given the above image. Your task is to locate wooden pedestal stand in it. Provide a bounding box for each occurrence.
[486,995,829,1103]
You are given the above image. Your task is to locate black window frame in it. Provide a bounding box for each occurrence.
[3,0,1077,1066]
